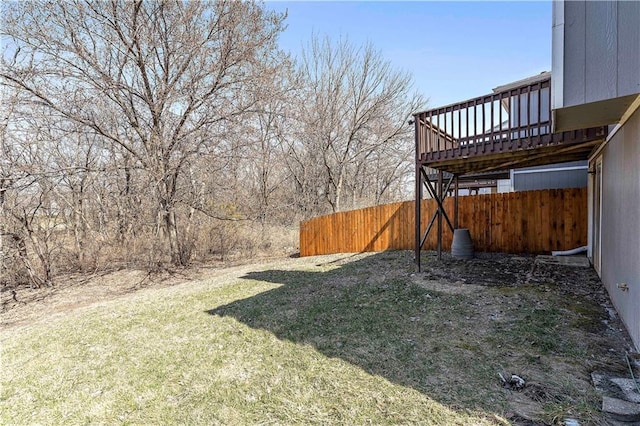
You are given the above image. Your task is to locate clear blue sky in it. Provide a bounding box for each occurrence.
[265,1,552,108]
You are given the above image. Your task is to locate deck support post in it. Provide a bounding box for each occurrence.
[414,115,422,272]
[437,170,443,260]
[454,175,459,230]
[418,169,455,266]
[422,170,455,232]
[415,163,422,272]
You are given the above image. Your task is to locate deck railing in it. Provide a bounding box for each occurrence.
[416,77,552,161]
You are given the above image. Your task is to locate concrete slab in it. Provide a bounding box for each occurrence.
[592,373,640,403]
[610,378,640,404]
[535,255,591,268]
[602,396,640,422]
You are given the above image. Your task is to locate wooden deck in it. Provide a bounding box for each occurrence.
[414,75,607,175]
[412,74,606,268]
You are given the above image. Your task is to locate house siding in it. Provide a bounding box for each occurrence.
[560,0,640,108]
[513,161,587,192]
[598,106,640,349]
[561,0,585,107]
[618,1,640,96]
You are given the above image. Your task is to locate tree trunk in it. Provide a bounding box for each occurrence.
[157,204,182,266]
[72,195,86,269]
[335,173,343,213]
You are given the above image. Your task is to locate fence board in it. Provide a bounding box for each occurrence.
[299,188,588,257]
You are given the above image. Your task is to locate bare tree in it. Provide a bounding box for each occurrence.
[1,3,431,287]
[1,0,285,265]
[243,57,297,225]
[0,98,60,287]
[289,36,426,214]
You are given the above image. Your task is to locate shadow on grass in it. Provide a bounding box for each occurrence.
[207,251,510,413]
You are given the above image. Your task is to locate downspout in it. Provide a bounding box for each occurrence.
[552,246,587,256]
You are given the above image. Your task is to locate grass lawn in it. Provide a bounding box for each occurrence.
[0,251,631,424]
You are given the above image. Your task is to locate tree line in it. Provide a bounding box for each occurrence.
[1,0,426,287]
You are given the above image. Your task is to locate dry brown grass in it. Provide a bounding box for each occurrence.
[2,251,635,425]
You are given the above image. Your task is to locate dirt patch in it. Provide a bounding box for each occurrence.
[414,278,485,294]
[414,251,637,424]
[0,253,356,329]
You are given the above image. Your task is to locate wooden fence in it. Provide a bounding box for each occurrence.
[300,188,587,257]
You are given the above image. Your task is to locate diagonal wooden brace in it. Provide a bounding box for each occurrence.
[420,169,455,233]
[420,182,454,249]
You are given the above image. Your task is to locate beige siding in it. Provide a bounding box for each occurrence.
[618,1,640,96]
[598,106,640,350]
[555,0,640,108]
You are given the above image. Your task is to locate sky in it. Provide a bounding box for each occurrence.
[265,1,552,108]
